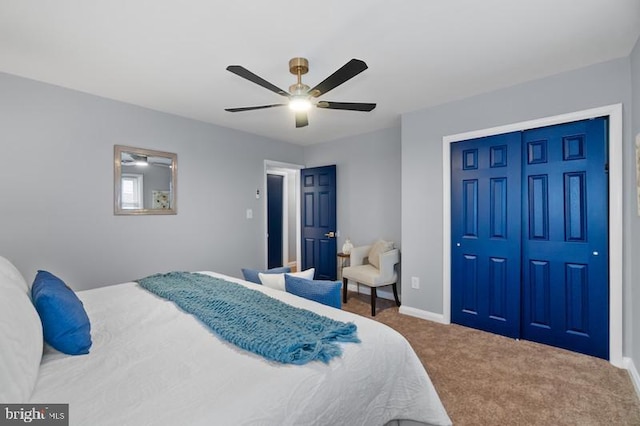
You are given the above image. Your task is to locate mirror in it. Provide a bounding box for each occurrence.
[114,145,177,215]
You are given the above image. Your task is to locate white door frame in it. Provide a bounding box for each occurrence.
[264,160,304,272]
[442,104,623,367]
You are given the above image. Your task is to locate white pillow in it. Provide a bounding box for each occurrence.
[259,268,315,291]
[0,255,30,294]
[0,257,43,402]
[368,240,394,269]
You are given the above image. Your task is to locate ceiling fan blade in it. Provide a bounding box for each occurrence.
[295,112,308,128]
[226,65,290,98]
[316,101,376,112]
[225,104,286,112]
[308,59,368,98]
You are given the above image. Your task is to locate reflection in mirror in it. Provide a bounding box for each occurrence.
[114,145,177,215]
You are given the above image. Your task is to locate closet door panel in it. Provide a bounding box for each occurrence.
[521,118,609,359]
[451,132,522,338]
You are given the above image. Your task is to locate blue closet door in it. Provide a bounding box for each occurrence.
[521,117,609,359]
[451,132,522,338]
[451,117,609,359]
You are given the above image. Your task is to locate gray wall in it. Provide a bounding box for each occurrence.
[304,127,401,252]
[401,57,635,355]
[630,37,640,374]
[0,72,304,290]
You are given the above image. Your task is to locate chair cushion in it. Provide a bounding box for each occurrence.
[368,240,394,269]
[342,264,396,287]
[284,275,341,309]
[241,266,291,284]
[31,270,92,355]
[258,268,315,291]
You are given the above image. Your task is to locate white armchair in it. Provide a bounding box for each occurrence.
[341,243,400,316]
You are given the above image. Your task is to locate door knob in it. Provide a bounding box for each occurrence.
[324,232,335,238]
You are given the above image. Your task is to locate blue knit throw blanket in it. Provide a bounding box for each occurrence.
[137,272,359,365]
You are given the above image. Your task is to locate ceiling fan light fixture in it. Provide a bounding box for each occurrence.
[289,97,311,112]
[225,57,375,127]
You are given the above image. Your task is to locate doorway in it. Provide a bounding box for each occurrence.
[264,161,303,272]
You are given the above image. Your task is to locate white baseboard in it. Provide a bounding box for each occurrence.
[398,305,448,324]
[623,357,640,400]
[347,283,449,325]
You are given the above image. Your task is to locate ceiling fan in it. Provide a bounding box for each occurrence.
[224,57,376,128]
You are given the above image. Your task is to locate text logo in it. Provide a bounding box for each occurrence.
[0,404,68,426]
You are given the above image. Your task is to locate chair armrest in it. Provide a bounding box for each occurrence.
[378,249,400,282]
[348,245,371,266]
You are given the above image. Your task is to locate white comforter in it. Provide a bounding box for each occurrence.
[30,272,451,426]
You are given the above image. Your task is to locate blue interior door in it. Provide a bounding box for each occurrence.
[451,132,522,338]
[521,118,609,359]
[301,165,337,280]
[267,174,284,269]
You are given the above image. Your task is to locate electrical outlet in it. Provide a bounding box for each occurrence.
[411,276,420,289]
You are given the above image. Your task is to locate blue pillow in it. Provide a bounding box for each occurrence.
[284,275,342,309]
[31,270,92,355]
[241,266,291,284]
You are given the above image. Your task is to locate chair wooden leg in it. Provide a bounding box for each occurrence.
[371,287,377,316]
[342,278,348,304]
[392,283,401,306]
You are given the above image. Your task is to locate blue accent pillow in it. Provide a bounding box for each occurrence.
[284,275,342,309]
[241,266,291,284]
[31,270,92,355]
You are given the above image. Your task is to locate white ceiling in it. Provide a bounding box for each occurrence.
[1,1,639,145]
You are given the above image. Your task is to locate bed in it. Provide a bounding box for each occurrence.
[0,257,451,426]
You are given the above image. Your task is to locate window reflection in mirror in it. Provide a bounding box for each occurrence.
[114,145,177,215]
[121,173,144,209]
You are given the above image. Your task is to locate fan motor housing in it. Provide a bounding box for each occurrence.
[289,57,309,75]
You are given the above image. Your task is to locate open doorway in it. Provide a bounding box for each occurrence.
[264,161,303,272]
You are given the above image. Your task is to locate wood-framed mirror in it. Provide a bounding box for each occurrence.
[114,145,177,215]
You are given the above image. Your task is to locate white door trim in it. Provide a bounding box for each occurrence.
[442,103,623,367]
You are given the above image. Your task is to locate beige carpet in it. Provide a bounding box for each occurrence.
[341,291,640,426]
